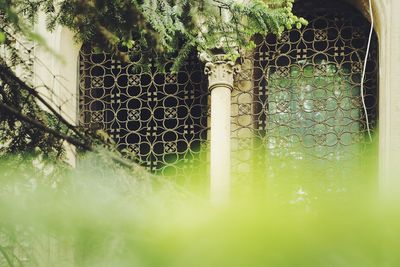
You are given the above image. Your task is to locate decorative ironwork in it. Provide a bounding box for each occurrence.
[79,0,378,192]
[245,0,377,158]
[231,0,378,194]
[79,45,209,177]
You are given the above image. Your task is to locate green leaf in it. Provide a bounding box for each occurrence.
[0,31,5,43]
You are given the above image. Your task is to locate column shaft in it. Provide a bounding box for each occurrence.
[210,86,231,204]
[204,55,235,204]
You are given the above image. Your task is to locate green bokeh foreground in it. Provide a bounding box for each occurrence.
[1,143,399,267]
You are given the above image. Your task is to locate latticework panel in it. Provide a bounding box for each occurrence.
[79,45,209,179]
[255,0,378,160]
[232,0,378,196]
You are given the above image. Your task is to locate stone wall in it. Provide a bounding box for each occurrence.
[33,13,81,165]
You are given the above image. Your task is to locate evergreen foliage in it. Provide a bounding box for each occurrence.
[2,0,306,68]
[0,0,306,158]
[0,8,68,160]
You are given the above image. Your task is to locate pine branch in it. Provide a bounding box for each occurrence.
[0,63,91,144]
[0,102,92,150]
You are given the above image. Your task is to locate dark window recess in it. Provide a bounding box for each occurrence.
[79,45,209,176]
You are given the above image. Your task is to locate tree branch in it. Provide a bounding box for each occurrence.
[0,102,92,151]
[0,64,91,144]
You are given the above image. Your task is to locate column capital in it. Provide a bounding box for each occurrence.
[202,54,240,92]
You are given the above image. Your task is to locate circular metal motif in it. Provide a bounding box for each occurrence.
[79,46,209,178]
[231,0,378,194]
[250,0,378,160]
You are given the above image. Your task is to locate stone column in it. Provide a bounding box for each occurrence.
[204,55,236,204]
[376,0,400,199]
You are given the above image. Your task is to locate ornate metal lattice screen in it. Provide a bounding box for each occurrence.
[240,0,377,159]
[79,45,209,177]
[231,0,378,193]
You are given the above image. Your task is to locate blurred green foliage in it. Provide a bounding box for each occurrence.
[1,141,397,267]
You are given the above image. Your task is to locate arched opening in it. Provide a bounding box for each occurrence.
[251,0,378,160]
[230,0,379,195]
[78,44,209,177]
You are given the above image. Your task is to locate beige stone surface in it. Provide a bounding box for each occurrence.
[34,14,82,166]
[374,0,400,197]
[205,57,235,204]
